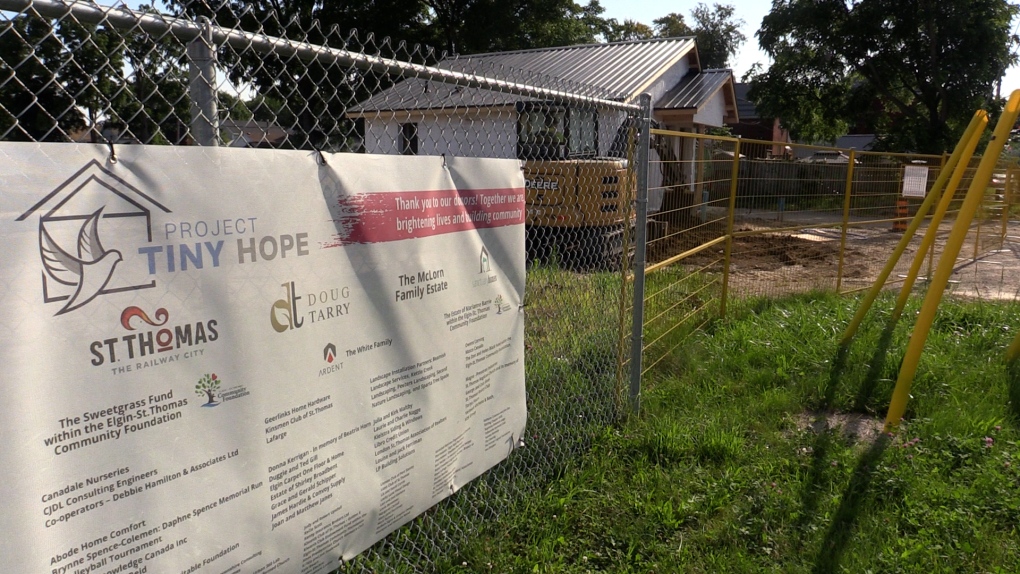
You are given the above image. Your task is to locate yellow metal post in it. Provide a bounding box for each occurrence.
[719,138,741,318]
[839,111,987,344]
[1007,329,1020,364]
[885,91,1020,432]
[889,113,988,323]
[835,150,857,293]
[1001,166,1012,247]
[1003,166,1011,246]
[974,201,983,261]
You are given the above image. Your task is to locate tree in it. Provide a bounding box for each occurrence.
[0,16,86,141]
[652,13,693,38]
[55,20,128,141]
[749,0,1020,152]
[688,3,745,69]
[113,9,191,145]
[195,373,221,405]
[456,0,614,53]
[605,19,654,42]
[652,5,744,68]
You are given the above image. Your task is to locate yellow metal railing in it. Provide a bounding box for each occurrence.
[636,125,1020,381]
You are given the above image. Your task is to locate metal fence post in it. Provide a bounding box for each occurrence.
[188,17,218,146]
[720,137,741,318]
[628,93,652,414]
[836,148,857,293]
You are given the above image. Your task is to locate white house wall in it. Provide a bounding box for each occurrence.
[365,108,637,160]
[692,90,726,128]
[642,58,692,108]
[598,109,629,156]
[363,111,518,158]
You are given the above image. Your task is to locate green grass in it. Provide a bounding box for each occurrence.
[444,291,1020,573]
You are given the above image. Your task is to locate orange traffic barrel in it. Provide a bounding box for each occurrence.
[893,198,908,232]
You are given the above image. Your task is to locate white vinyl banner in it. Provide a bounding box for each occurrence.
[0,143,527,574]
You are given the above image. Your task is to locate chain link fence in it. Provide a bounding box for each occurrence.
[1,1,643,571]
[7,0,1020,570]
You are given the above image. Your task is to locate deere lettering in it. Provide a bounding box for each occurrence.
[524,178,558,191]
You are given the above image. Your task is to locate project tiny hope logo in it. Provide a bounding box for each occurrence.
[17,160,171,315]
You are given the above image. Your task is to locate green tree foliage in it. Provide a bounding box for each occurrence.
[604,19,654,42]
[748,0,1020,152]
[688,3,745,69]
[652,13,693,38]
[114,7,191,145]
[56,19,128,138]
[195,373,221,404]
[0,16,85,141]
[457,0,613,52]
[0,6,191,144]
[650,5,745,68]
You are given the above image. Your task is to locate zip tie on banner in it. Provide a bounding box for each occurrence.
[441,153,448,169]
[106,140,117,164]
[314,147,329,167]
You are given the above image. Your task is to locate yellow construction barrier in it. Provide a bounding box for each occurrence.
[884,90,1020,431]
[839,110,988,345]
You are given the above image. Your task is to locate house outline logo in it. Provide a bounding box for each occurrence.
[323,343,337,363]
[479,246,490,273]
[16,159,171,314]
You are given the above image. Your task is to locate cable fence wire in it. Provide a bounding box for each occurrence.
[1,1,641,572]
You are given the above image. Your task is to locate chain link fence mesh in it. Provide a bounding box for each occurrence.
[7,0,1020,569]
[1,1,639,571]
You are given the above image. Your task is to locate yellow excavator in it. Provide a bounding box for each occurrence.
[518,102,632,268]
[519,104,686,268]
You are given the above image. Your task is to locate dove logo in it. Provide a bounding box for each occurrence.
[17,160,172,315]
[38,207,123,314]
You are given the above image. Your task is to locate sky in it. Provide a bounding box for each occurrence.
[597,0,1020,93]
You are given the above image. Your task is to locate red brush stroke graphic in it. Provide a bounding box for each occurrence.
[324,188,525,248]
[121,306,169,330]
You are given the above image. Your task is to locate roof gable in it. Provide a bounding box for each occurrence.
[349,37,699,114]
[446,37,698,101]
[656,69,739,124]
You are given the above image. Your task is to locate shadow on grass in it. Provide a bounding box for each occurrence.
[796,334,895,557]
[795,345,849,545]
[821,342,851,410]
[1006,359,1020,421]
[811,436,891,574]
[852,323,898,413]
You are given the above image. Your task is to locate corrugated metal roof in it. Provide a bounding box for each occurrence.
[349,37,697,113]
[452,37,697,99]
[655,69,731,110]
[734,82,758,120]
[348,79,525,114]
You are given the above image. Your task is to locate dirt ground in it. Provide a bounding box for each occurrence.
[652,212,1020,302]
